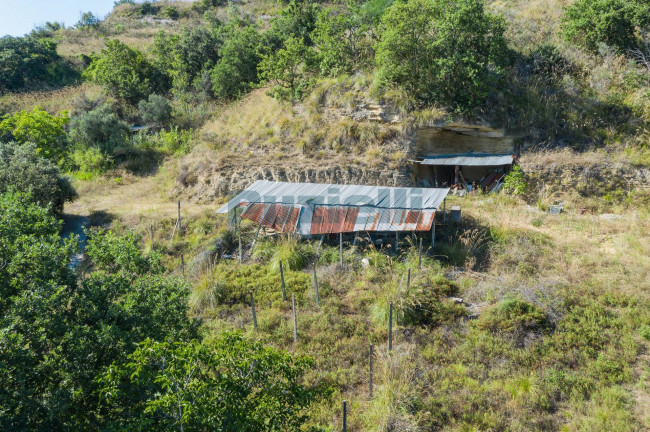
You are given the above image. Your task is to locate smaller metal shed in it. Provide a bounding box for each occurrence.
[216,180,450,236]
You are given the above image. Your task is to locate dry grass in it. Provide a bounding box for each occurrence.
[0,83,103,114]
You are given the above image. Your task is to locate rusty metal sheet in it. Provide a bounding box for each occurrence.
[328,207,348,234]
[261,204,280,228]
[342,207,359,232]
[241,203,266,224]
[271,204,290,232]
[376,208,394,231]
[285,206,302,233]
[403,210,421,231]
[415,210,435,231]
[310,206,328,235]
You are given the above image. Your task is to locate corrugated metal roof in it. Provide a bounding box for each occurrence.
[418,152,514,166]
[217,180,449,213]
[218,180,450,234]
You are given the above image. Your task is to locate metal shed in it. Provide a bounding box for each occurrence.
[216,180,450,235]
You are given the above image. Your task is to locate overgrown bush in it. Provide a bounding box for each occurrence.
[375,0,511,111]
[0,142,77,214]
[211,26,262,100]
[502,165,528,195]
[561,0,650,54]
[138,94,172,127]
[474,296,552,335]
[0,107,69,162]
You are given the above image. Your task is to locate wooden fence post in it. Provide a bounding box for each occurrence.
[369,344,374,399]
[389,302,393,352]
[395,231,399,252]
[406,268,411,294]
[312,263,319,307]
[181,254,185,277]
[177,201,182,231]
[279,260,287,301]
[339,233,343,268]
[342,400,347,432]
[250,292,257,330]
[149,223,154,249]
[418,238,423,270]
[292,294,298,343]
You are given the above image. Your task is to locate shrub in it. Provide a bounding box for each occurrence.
[161,6,180,19]
[502,165,528,195]
[375,0,511,111]
[84,39,164,104]
[0,107,69,162]
[0,36,61,92]
[474,296,552,335]
[561,0,650,54]
[211,26,262,100]
[252,236,316,271]
[76,11,101,30]
[0,142,77,214]
[138,94,172,127]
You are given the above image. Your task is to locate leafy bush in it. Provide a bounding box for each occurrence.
[502,165,528,195]
[0,107,69,162]
[98,333,326,431]
[0,142,77,214]
[84,39,164,104]
[561,0,650,54]
[375,0,510,111]
[68,105,131,156]
[211,26,262,100]
[474,296,552,335]
[138,94,172,127]
[0,36,62,92]
[76,11,101,30]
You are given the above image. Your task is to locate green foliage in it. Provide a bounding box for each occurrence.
[0,143,77,214]
[313,0,373,76]
[76,11,101,30]
[0,35,67,92]
[259,35,317,102]
[265,0,320,49]
[138,94,172,127]
[0,206,198,430]
[84,39,164,104]
[211,26,262,100]
[474,296,552,334]
[99,333,326,431]
[502,165,528,195]
[68,104,130,158]
[252,236,316,271]
[0,107,69,162]
[375,0,510,111]
[561,0,650,54]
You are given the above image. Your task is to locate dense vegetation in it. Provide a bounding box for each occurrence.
[1,0,649,430]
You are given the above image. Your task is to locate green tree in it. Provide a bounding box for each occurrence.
[76,11,101,30]
[375,0,510,110]
[0,142,77,214]
[0,36,61,92]
[561,0,650,54]
[211,26,262,99]
[0,107,69,162]
[313,0,373,77]
[258,35,316,102]
[0,209,198,430]
[84,39,162,104]
[99,333,327,431]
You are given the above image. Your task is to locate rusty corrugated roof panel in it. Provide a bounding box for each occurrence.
[310,206,328,235]
[364,211,381,231]
[262,204,280,228]
[343,207,359,232]
[392,209,408,231]
[271,204,290,232]
[376,208,394,231]
[283,206,301,233]
[403,210,421,231]
[241,203,266,224]
[415,210,435,231]
[328,207,349,233]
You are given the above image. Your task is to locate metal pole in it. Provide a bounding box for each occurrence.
[292,294,298,343]
[369,344,374,399]
[342,400,347,432]
[181,254,185,277]
[395,231,399,252]
[443,198,446,222]
[280,260,287,301]
[418,238,422,270]
[238,212,242,265]
[388,302,393,352]
[339,233,343,268]
[250,292,257,330]
[313,263,320,307]
[431,218,436,249]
